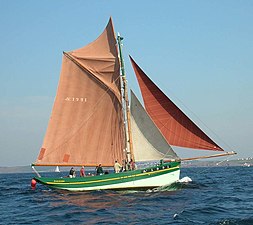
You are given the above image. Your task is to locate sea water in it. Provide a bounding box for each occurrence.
[0,166,253,225]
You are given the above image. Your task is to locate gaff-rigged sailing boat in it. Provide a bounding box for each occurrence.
[32,18,235,191]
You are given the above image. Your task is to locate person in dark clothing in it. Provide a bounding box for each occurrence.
[69,167,76,178]
[96,164,104,175]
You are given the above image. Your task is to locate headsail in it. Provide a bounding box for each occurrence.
[35,18,125,167]
[130,90,178,161]
[130,56,223,151]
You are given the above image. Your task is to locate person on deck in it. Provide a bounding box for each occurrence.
[80,166,85,177]
[69,167,76,178]
[96,164,104,175]
[130,159,136,171]
[121,159,127,172]
[114,160,122,173]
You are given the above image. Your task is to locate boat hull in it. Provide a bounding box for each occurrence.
[34,162,180,191]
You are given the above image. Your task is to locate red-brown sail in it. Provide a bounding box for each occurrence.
[130,56,223,151]
[35,18,125,167]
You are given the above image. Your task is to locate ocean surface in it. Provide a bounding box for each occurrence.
[0,166,253,225]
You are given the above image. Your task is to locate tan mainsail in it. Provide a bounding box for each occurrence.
[130,56,223,151]
[130,91,178,161]
[35,18,125,167]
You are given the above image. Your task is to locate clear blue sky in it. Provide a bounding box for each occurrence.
[0,1,252,166]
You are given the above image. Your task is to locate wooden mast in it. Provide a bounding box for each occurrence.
[117,33,134,162]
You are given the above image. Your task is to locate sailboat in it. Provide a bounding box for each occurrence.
[32,18,235,191]
[55,166,60,173]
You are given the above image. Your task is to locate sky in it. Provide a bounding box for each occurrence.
[0,0,252,166]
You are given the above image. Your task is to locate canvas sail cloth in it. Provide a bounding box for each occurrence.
[130,56,223,151]
[130,91,178,162]
[35,18,125,167]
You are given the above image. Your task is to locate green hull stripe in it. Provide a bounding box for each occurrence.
[46,166,180,186]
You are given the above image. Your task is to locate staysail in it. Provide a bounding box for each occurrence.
[130,90,178,161]
[35,18,125,167]
[130,56,223,151]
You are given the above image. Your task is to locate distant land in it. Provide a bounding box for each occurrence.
[0,166,54,174]
[0,157,252,174]
[181,157,253,168]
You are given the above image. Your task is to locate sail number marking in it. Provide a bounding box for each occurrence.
[65,97,87,102]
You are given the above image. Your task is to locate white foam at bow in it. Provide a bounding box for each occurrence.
[178,176,192,183]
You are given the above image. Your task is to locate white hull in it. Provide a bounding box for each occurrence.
[58,169,180,191]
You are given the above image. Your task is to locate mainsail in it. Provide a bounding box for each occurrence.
[35,18,125,167]
[130,56,223,151]
[130,91,178,161]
